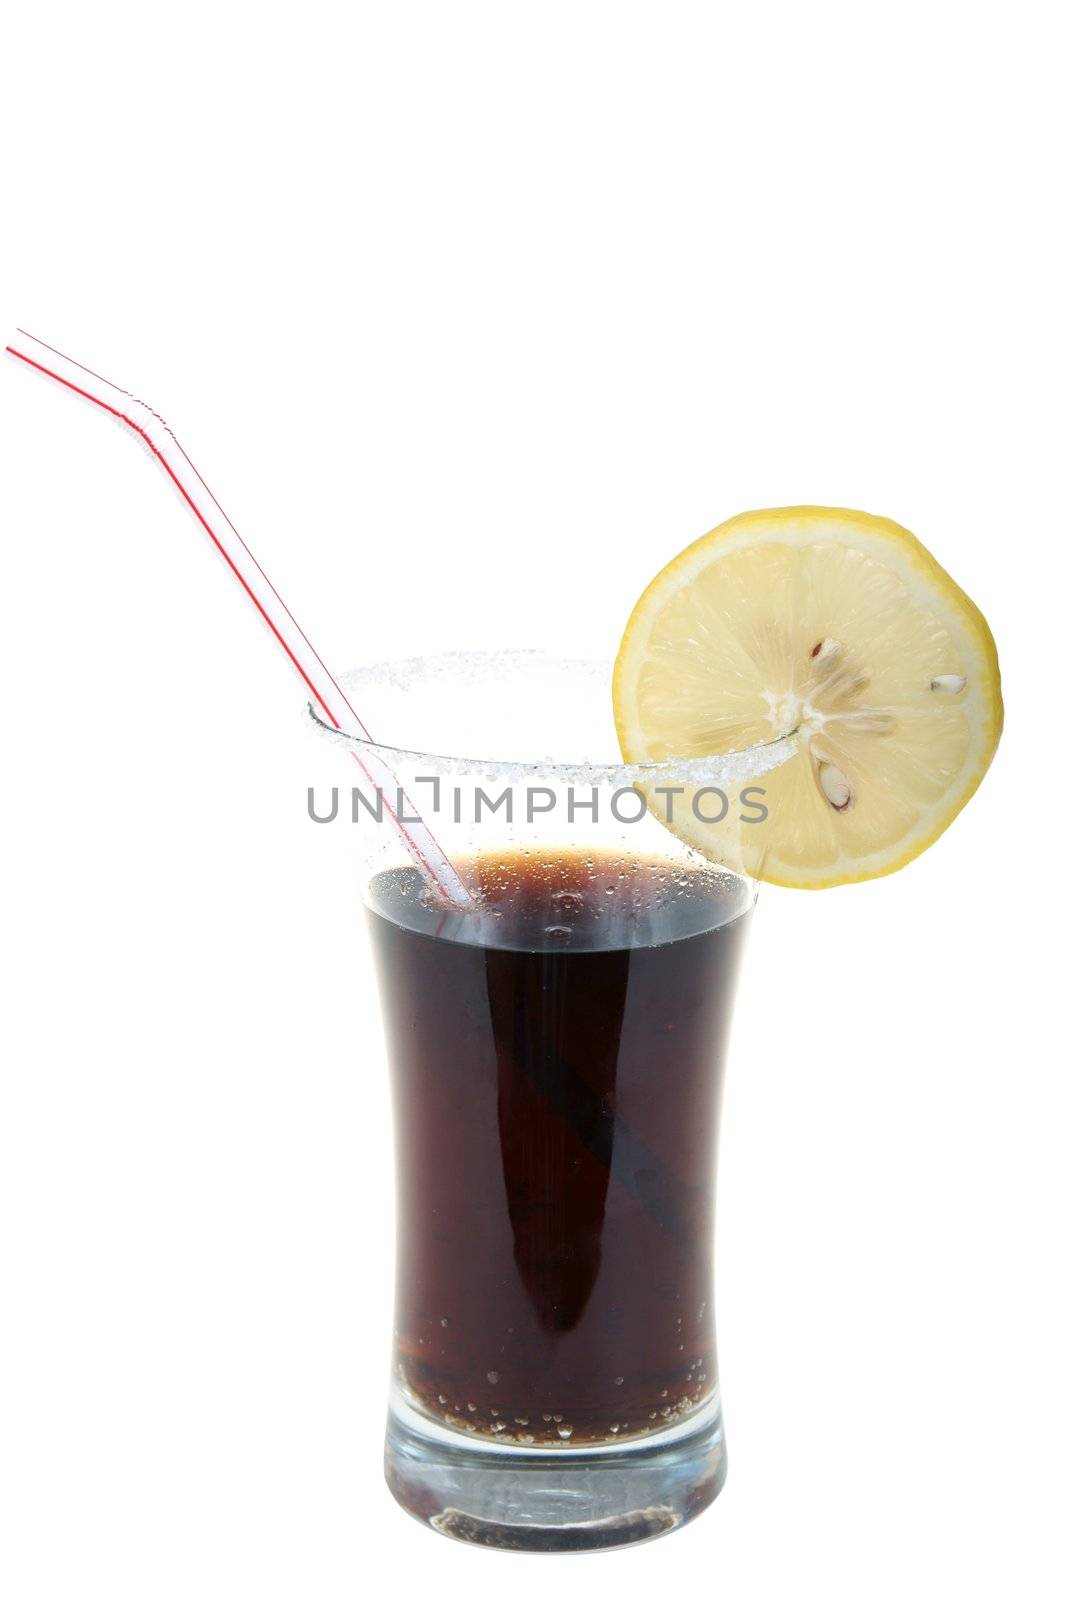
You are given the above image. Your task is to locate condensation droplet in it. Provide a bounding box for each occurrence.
[551,889,584,914]
[487,1370,500,1384]
[557,1424,573,1440]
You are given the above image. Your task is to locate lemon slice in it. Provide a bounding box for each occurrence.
[613,506,1003,888]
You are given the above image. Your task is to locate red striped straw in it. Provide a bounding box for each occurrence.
[5,327,471,907]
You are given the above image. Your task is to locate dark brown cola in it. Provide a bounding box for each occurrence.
[367,849,750,1447]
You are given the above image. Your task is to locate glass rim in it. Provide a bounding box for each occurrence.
[305,650,798,786]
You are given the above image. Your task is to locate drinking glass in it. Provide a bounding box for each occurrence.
[309,653,791,1551]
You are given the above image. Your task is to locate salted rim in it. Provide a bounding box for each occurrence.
[305,650,798,785]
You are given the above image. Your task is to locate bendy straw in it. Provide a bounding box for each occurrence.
[5,328,471,906]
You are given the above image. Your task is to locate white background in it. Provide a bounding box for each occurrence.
[1,4,1064,1596]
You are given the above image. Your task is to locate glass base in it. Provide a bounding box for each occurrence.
[384,1388,727,1552]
